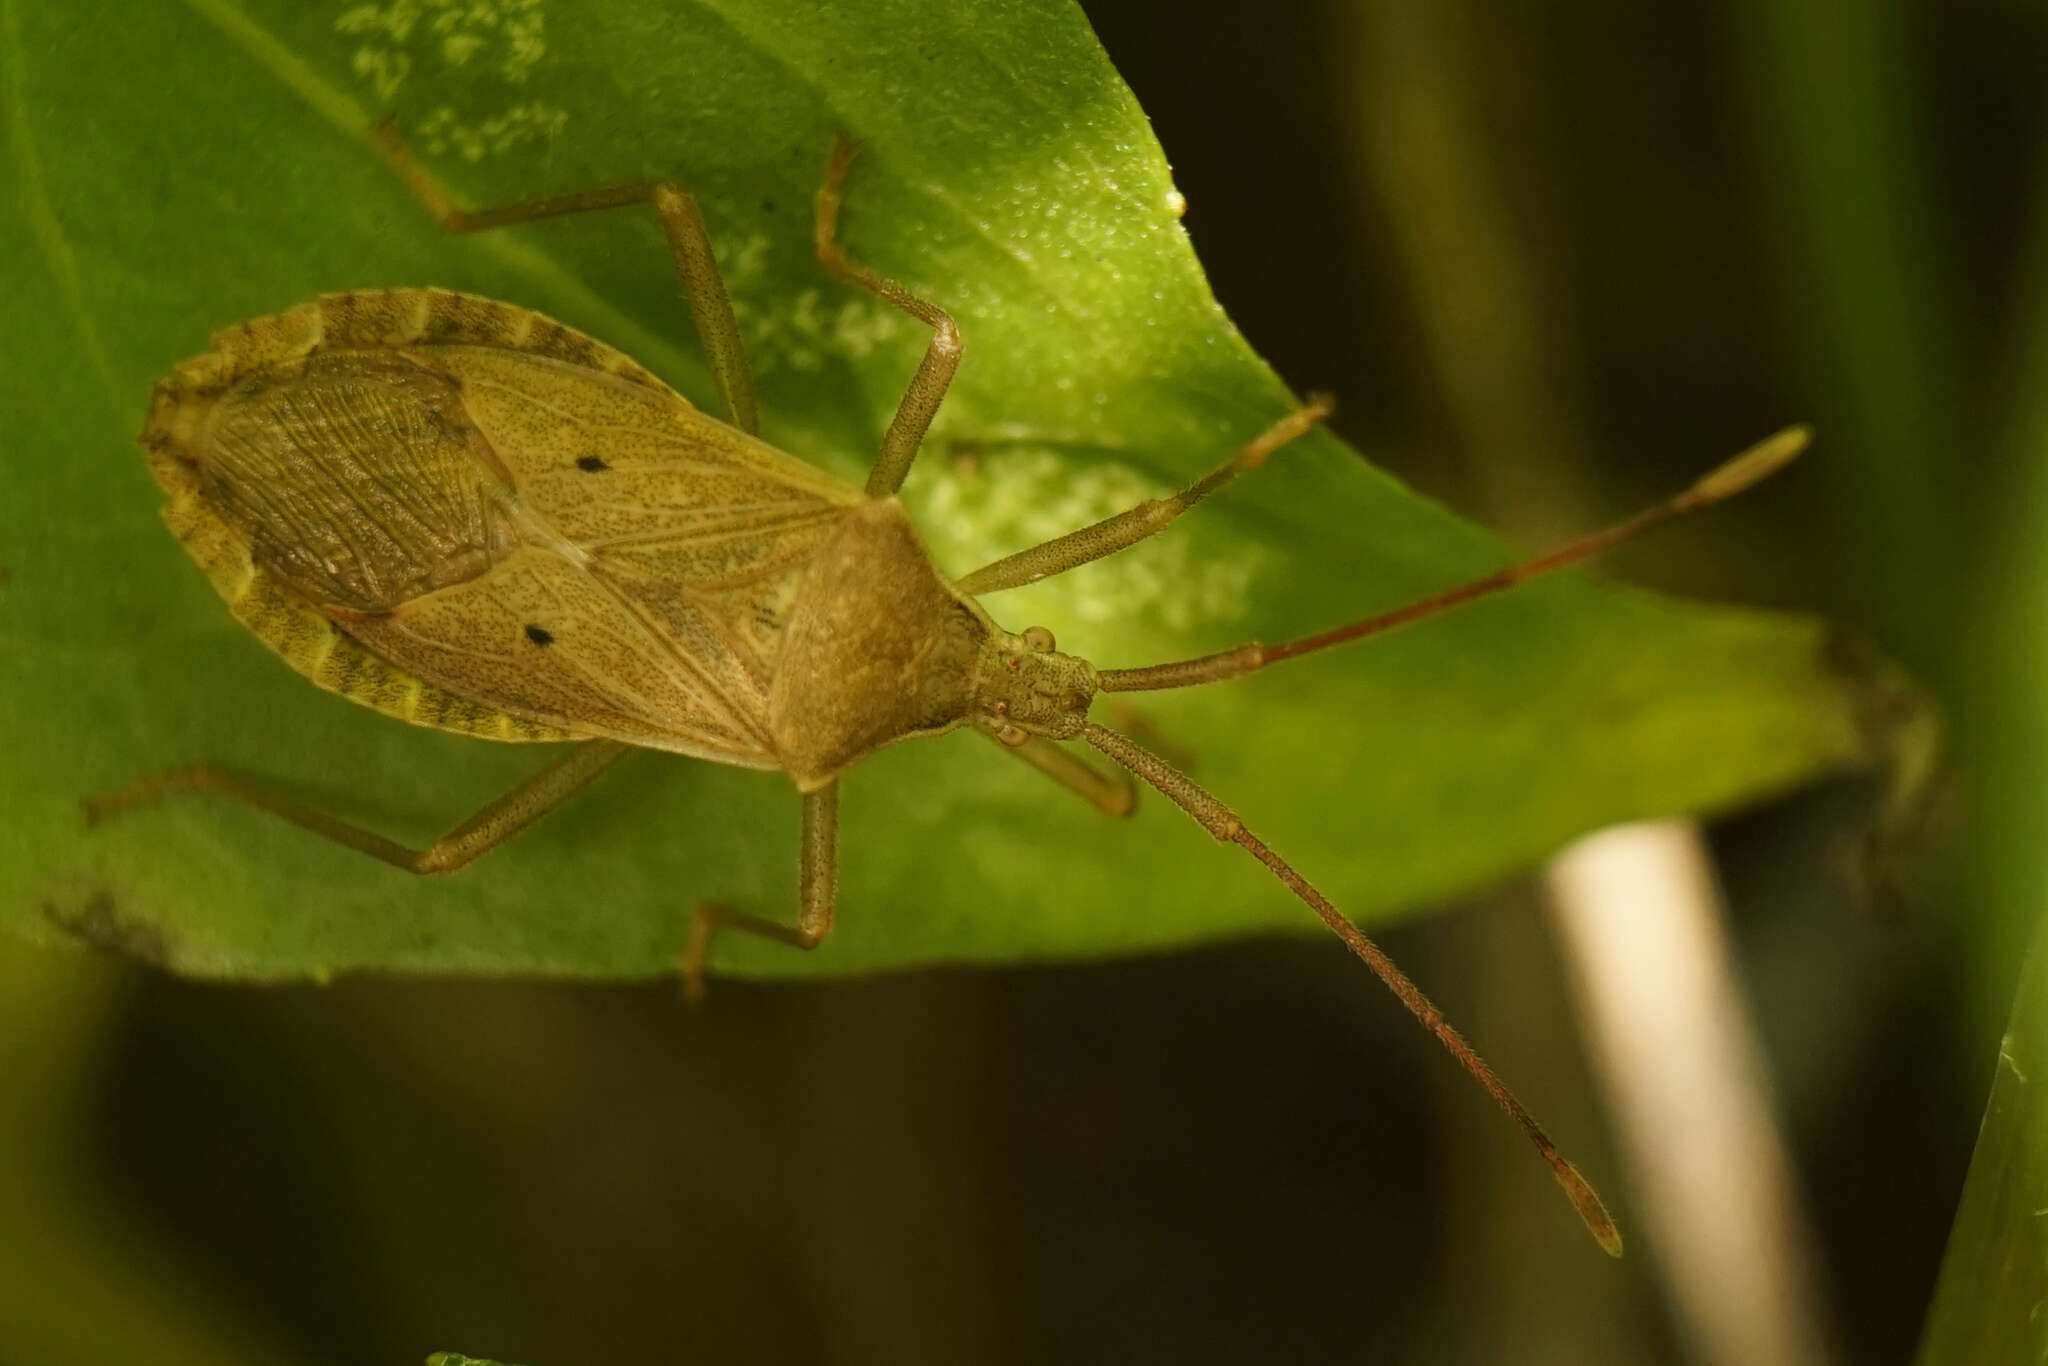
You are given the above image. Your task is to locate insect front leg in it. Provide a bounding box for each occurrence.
[85,741,631,873]
[955,397,1333,596]
[681,782,839,1002]
[981,728,1136,818]
[370,120,761,435]
[813,138,962,499]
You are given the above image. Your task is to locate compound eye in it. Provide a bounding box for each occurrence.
[1022,625,1056,654]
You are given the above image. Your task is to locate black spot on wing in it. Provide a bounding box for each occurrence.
[576,455,609,472]
[524,624,555,647]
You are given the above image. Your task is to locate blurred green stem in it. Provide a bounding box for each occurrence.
[1961,95,2048,1079]
[1728,0,1965,674]
[1917,106,2048,1364]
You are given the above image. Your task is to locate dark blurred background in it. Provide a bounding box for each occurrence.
[9,1,2048,1362]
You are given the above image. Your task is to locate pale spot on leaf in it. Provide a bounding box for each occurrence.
[334,0,559,145]
[906,446,1264,643]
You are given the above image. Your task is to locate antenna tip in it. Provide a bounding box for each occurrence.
[1555,1158,1626,1257]
[1691,424,1812,503]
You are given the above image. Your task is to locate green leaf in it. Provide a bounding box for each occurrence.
[1,0,1897,980]
[1916,917,2048,1364]
[428,1354,526,1366]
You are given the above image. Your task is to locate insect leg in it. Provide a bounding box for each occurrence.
[813,137,962,499]
[681,782,839,1002]
[981,727,1136,817]
[955,397,1334,596]
[85,741,630,873]
[370,120,760,434]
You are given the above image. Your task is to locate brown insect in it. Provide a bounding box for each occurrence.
[92,121,1808,1255]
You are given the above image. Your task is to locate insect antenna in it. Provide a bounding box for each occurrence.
[1069,430,1806,1253]
[1082,722,1625,1256]
[1096,425,1809,695]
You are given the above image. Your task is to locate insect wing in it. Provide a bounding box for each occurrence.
[406,345,862,762]
[151,290,864,766]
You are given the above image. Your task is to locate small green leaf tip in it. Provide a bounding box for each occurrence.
[1692,424,1813,504]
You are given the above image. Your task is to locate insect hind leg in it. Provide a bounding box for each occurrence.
[85,741,629,874]
[369,119,760,435]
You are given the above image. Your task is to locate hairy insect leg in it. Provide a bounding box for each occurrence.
[1079,722,1624,1256]
[956,396,1335,597]
[369,119,760,434]
[85,741,631,873]
[814,137,962,499]
[981,726,1136,817]
[681,782,839,1002]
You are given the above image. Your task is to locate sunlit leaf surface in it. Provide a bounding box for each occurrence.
[0,0,1885,979]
